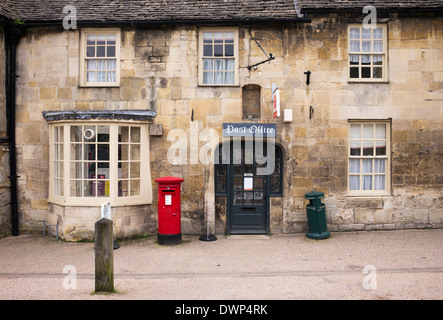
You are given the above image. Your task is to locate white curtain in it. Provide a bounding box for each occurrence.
[373,40,383,52]
[349,159,360,190]
[374,159,385,190]
[214,59,224,84]
[107,59,116,82]
[225,59,235,84]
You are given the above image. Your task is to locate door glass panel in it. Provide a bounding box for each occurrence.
[243,192,253,205]
[254,177,264,190]
[234,177,242,190]
[234,192,242,205]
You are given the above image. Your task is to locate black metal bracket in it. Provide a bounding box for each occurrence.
[304,71,311,86]
[247,54,275,70]
[247,27,275,70]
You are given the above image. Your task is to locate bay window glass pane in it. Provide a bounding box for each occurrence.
[84,144,95,160]
[84,125,96,142]
[120,162,129,179]
[130,145,140,161]
[130,162,140,178]
[71,144,82,160]
[98,144,109,161]
[130,127,140,142]
[130,180,140,196]
[70,162,82,179]
[71,126,82,142]
[119,144,129,161]
[70,180,82,197]
[119,180,128,197]
[119,126,129,142]
[84,180,94,197]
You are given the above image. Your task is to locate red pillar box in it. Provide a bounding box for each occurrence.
[154,176,184,245]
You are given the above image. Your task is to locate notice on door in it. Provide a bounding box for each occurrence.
[165,194,172,206]
[244,173,253,191]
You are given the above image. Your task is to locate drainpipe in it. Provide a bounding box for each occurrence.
[5,25,26,236]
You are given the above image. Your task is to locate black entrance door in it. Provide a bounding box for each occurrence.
[228,140,269,234]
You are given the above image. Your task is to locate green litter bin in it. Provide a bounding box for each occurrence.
[305,191,330,239]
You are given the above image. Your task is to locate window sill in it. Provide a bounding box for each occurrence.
[198,84,239,88]
[347,80,389,84]
[79,83,120,88]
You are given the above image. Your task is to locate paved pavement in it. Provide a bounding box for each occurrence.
[0,229,442,301]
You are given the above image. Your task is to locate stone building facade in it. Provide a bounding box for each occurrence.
[0,1,442,240]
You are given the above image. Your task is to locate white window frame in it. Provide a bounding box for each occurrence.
[348,24,388,82]
[198,27,239,86]
[348,120,391,196]
[48,121,152,206]
[79,28,121,87]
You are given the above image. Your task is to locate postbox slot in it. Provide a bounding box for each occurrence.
[161,190,175,193]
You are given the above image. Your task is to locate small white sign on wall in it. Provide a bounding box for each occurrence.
[101,201,111,220]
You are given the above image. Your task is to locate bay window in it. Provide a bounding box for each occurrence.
[48,122,152,206]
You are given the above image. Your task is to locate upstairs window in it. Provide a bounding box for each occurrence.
[198,28,239,86]
[80,29,121,87]
[348,24,387,82]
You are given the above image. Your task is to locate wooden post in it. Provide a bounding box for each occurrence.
[95,218,114,292]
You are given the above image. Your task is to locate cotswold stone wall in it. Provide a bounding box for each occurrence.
[0,27,11,238]
[12,12,443,240]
